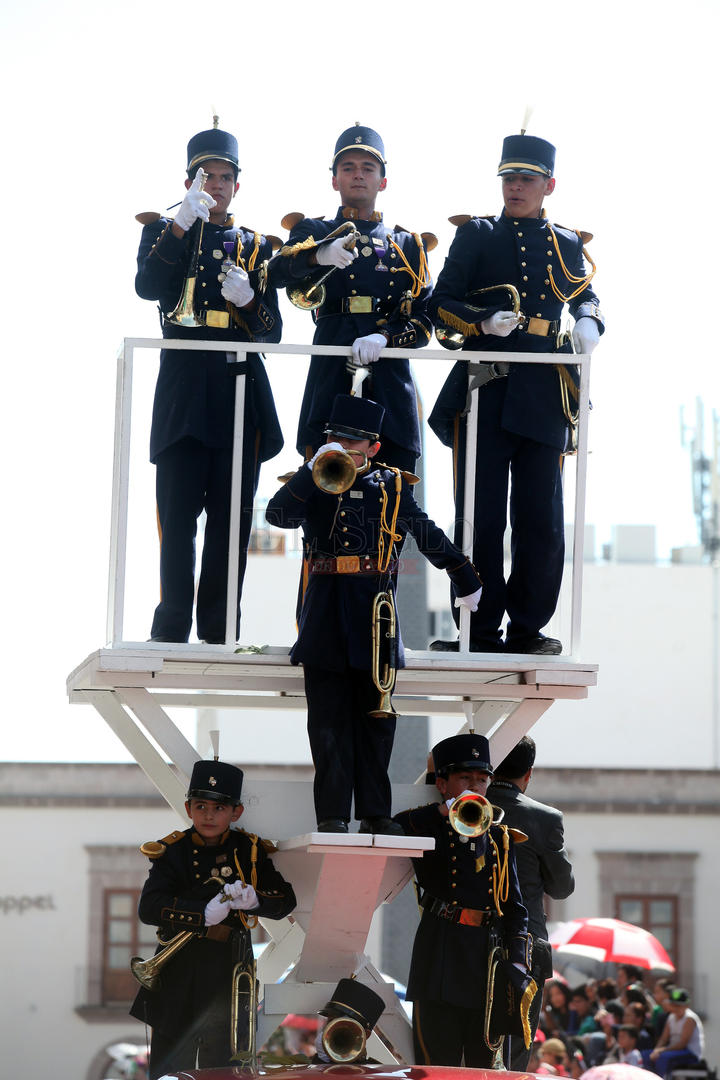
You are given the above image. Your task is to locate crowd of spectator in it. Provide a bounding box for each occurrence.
[527,964,707,1079]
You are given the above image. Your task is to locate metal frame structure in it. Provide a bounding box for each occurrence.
[71,336,596,1063]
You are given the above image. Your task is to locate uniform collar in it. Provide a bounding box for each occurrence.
[489,778,521,793]
[339,205,383,223]
[500,208,548,230]
[190,828,231,846]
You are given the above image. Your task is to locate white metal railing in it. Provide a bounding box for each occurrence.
[108,339,591,654]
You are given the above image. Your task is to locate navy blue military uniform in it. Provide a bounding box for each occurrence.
[136,126,283,643]
[130,760,296,1077]
[394,734,531,1067]
[265,398,481,827]
[429,134,604,652]
[268,124,433,471]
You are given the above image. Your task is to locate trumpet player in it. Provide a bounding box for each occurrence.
[136,120,283,644]
[265,395,482,835]
[269,123,433,471]
[130,759,296,1078]
[394,733,532,1067]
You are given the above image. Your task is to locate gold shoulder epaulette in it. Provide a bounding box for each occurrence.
[508,827,529,844]
[421,231,438,252]
[136,211,162,225]
[449,214,472,227]
[260,836,278,853]
[140,829,184,859]
[276,470,297,484]
[554,222,594,244]
[281,211,306,231]
[401,469,420,485]
[266,233,283,252]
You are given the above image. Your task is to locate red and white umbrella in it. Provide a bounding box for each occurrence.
[549,917,675,972]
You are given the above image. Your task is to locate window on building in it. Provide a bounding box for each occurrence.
[103,888,157,1003]
[615,894,678,962]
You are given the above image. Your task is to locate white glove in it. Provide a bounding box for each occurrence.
[315,236,358,269]
[572,316,600,355]
[174,168,216,232]
[454,586,483,612]
[204,893,228,926]
[352,332,387,366]
[306,441,345,469]
[221,266,254,308]
[223,881,259,910]
[480,310,521,337]
[445,788,477,810]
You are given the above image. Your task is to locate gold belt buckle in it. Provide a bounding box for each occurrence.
[205,309,230,329]
[336,555,360,573]
[348,296,373,314]
[526,316,550,336]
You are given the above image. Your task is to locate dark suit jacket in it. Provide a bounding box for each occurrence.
[487,778,574,939]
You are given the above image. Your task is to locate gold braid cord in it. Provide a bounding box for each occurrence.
[246,232,261,272]
[490,826,510,915]
[233,834,259,929]
[388,235,431,298]
[546,225,597,303]
[377,469,403,572]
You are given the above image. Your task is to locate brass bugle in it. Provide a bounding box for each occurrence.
[230,956,257,1064]
[286,222,360,311]
[312,448,367,495]
[130,929,196,990]
[322,1015,367,1063]
[448,792,498,838]
[369,590,397,719]
[166,169,209,327]
[436,283,526,349]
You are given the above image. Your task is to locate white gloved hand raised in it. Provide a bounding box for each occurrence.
[306,441,345,470]
[454,586,483,612]
[445,788,479,810]
[480,310,521,337]
[223,881,259,910]
[352,332,387,366]
[204,892,228,926]
[315,236,358,269]
[572,316,600,355]
[174,168,217,232]
[221,266,254,308]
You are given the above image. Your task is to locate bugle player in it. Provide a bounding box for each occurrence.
[265,394,482,836]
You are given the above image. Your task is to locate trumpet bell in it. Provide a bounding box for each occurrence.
[368,689,397,719]
[286,281,327,310]
[312,448,359,494]
[322,1016,367,1063]
[449,792,494,838]
[130,954,160,991]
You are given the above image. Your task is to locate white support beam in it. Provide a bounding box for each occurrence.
[82,690,188,819]
[487,697,556,764]
[116,687,200,779]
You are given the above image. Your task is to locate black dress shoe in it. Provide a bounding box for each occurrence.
[429,638,505,654]
[506,633,563,655]
[316,819,349,833]
[148,635,187,643]
[358,817,404,836]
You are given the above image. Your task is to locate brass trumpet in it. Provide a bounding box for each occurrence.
[166,169,208,327]
[286,222,360,310]
[322,1015,368,1063]
[230,954,258,1064]
[448,792,501,838]
[130,929,196,990]
[369,590,397,719]
[312,448,368,495]
[435,283,526,349]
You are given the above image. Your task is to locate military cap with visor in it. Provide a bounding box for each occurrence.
[498,133,555,177]
[319,977,386,1030]
[186,759,243,803]
[325,394,385,442]
[332,123,386,174]
[432,733,494,776]
[186,120,240,175]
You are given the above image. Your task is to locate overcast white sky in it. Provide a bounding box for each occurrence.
[1,0,718,761]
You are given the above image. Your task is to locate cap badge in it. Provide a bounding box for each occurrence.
[209,776,217,786]
[355,135,362,143]
[472,748,479,758]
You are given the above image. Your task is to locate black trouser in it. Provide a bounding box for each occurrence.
[451,399,564,646]
[412,999,499,1068]
[151,434,259,642]
[303,664,396,822]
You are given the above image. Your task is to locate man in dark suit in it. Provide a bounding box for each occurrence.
[488,735,575,1068]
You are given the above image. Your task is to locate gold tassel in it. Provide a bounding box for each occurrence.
[520,977,539,1049]
[278,235,318,257]
[436,305,480,338]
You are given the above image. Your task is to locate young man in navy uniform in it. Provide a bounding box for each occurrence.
[394,733,532,1067]
[428,132,604,655]
[269,123,433,471]
[265,395,482,835]
[130,759,296,1077]
[136,121,283,643]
